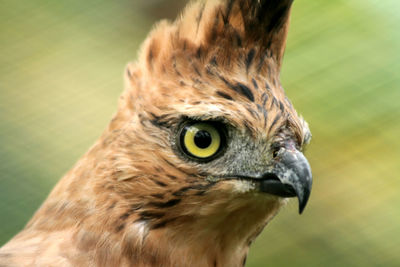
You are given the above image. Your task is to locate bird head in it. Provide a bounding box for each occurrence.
[95,0,312,263]
[7,1,314,266]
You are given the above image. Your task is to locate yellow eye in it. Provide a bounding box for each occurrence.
[180,122,224,160]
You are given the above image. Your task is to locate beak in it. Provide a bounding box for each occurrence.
[259,148,312,214]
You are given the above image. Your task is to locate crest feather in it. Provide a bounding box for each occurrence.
[139,0,294,78]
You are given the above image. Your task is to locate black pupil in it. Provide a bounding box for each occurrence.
[194,130,212,149]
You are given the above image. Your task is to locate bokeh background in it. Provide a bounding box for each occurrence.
[1,0,399,266]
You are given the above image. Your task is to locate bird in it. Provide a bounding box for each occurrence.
[0,0,312,266]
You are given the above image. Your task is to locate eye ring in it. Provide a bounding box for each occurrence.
[178,121,226,162]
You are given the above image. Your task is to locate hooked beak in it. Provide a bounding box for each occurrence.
[259,148,312,214]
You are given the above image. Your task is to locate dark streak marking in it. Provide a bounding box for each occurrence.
[173,186,192,196]
[217,91,233,100]
[233,30,243,47]
[154,166,162,172]
[149,113,170,128]
[151,221,168,230]
[234,83,254,102]
[139,211,165,221]
[252,78,259,89]
[152,179,167,187]
[209,9,220,42]
[279,101,285,112]
[242,254,248,266]
[150,218,177,230]
[272,77,278,86]
[116,223,125,232]
[148,199,181,209]
[206,67,215,76]
[209,56,218,66]
[131,203,143,211]
[262,108,268,126]
[108,201,116,211]
[193,64,201,77]
[182,40,187,51]
[192,77,203,84]
[197,171,209,177]
[262,93,269,107]
[265,82,271,91]
[119,204,142,221]
[270,114,281,130]
[246,106,260,120]
[195,190,206,196]
[264,0,293,33]
[126,68,132,79]
[172,182,217,196]
[257,53,266,73]
[266,40,273,55]
[270,97,278,109]
[218,74,255,102]
[223,0,235,24]
[120,212,130,221]
[140,118,147,127]
[147,48,154,70]
[196,46,203,59]
[243,121,253,135]
[245,48,256,72]
[151,193,164,200]
[167,174,177,180]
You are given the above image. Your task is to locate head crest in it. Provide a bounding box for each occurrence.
[139,0,294,76]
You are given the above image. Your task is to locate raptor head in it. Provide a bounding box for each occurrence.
[109,0,312,264]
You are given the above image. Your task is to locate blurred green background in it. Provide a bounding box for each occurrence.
[1,0,399,266]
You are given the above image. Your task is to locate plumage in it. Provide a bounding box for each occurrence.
[0,0,312,266]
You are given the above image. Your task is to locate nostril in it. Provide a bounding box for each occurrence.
[271,143,281,158]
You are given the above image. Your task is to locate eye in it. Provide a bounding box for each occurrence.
[179,121,226,161]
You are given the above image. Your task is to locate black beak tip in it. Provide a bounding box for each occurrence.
[297,187,311,214]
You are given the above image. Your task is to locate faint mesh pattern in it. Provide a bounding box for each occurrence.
[0,0,154,244]
[0,0,399,266]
